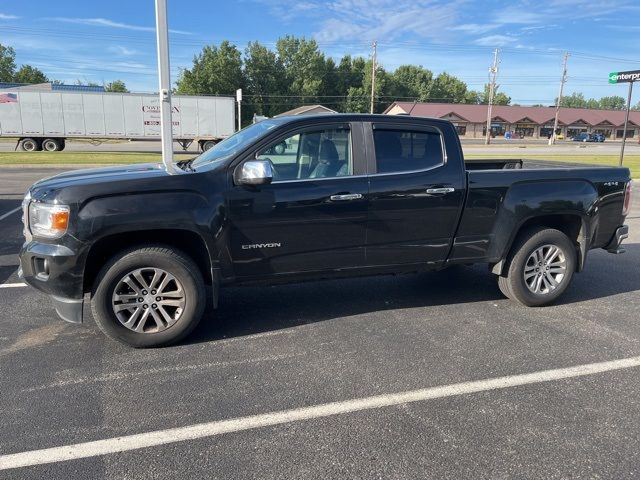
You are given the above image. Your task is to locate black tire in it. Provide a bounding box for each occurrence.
[20,138,40,152]
[59,139,66,151]
[497,227,576,307]
[202,140,216,151]
[91,245,206,347]
[42,138,62,152]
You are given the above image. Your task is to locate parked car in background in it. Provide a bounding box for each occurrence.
[572,133,601,142]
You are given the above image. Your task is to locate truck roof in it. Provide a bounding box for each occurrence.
[268,113,450,126]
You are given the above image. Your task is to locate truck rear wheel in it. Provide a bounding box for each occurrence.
[202,140,216,151]
[42,138,62,152]
[91,245,206,347]
[20,138,40,152]
[498,228,576,307]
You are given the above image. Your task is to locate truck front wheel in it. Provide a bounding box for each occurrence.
[91,245,206,347]
[498,228,576,307]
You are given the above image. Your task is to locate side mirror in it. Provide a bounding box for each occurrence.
[235,160,274,186]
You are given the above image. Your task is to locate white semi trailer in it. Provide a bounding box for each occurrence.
[0,89,235,152]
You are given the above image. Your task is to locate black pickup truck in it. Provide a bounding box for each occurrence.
[19,114,632,347]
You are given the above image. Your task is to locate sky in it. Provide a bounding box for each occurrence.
[1,0,640,106]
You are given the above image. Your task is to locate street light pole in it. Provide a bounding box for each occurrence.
[154,0,179,175]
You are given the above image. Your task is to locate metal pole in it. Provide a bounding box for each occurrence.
[370,41,377,114]
[485,48,499,145]
[620,81,634,166]
[237,100,241,131]
[550,52,569,145]
[154,0,179,174]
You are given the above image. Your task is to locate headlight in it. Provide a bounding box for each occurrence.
[28,203,70,238]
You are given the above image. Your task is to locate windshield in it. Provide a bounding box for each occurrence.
[191,119,284,169]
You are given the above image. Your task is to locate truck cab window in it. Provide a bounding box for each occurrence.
[257,128,352,181]
[373,129,443,174]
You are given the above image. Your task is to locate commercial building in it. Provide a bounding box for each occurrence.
[384,102,640,140]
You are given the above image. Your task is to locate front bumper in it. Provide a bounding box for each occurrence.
[19,241,85,324]
[605,225,629,254]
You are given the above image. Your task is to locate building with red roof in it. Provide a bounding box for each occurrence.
[384,102,640,140]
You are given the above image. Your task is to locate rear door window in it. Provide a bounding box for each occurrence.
[373,129,444,174]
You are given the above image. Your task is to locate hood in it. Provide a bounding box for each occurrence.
[29,163,175,202]
[34,163,168,188]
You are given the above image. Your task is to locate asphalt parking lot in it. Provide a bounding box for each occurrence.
[1,167,639,479]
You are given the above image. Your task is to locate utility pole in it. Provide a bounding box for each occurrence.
[620,81,634,165]
[549,52,569,145]
[484,48,499,145]
[370,41,377,114]
[154,0,179,175]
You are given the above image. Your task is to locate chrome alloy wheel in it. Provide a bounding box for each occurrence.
[111,267,186,333]
[523,244,567,295]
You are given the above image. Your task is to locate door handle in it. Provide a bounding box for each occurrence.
[426,187,455,194]
[330,193,363,201]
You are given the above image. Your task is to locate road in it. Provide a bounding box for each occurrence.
[0,168,639,478]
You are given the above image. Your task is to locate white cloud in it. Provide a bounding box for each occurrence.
[109,45,139,56]
[474,34,519,47]
[0,12,19,19]
[48,17,191,35]
[454,24,501,35]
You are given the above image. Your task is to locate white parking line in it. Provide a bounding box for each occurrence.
[0,283,26,289]
[0,206,21,222]
[1,354,640,471]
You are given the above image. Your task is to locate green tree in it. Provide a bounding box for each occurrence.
[276,36,327,108]
[558,92,587,108]
[390,65,433,100]
[344,86,368,113]
[244,41,286,117]
[0,43,16,82]
[334,55,366,111]
[466,83,511,105]
[598,95,626,110]
[427,72,469,103]
[176,40,243,95]
[75,79,100,87]
[104,79,129,93]
[13,64,48,84]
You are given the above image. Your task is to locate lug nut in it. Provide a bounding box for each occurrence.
[142,290,148,295]
[156,297,161,302]
[138,298,143,302]
[143,304,148,309]
[151,290,156,295]
[152,304,157,309]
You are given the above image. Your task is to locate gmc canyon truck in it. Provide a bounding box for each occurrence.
[19,114,632,347]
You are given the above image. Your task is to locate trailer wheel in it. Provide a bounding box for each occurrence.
[202,140,216,151]
[59,139,66,151]
[20,138,41,152]
[42,138,62,152]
